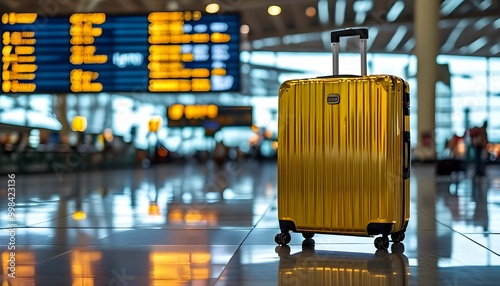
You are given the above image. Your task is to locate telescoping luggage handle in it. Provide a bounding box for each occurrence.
[331,27,369,76]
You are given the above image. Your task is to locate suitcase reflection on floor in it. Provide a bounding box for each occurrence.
[276,239,409,286]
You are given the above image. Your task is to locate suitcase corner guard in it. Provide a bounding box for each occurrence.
[279,219,297,233]
[367,222,395,236]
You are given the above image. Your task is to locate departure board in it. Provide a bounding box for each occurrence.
[1,12,240,93]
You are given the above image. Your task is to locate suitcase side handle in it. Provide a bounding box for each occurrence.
[403,131,411,179]
[330,27,369,76]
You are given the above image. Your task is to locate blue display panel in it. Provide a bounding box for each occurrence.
[1,12,240,93]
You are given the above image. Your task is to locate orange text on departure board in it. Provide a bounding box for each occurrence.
[1,12,37,92]
[147,11,218,92]
[69,13,107,92]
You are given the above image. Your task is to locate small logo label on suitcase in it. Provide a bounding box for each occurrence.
[327,93,340,105]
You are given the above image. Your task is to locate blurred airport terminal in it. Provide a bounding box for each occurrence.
[1,0,500,285]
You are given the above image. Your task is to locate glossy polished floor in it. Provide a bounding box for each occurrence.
[1,159,500,286]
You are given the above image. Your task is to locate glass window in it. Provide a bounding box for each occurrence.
[371,54,411,78]
[488,58,500,142]
[438,55,488,129]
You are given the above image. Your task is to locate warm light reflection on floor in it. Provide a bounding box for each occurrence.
[0,162,499,285]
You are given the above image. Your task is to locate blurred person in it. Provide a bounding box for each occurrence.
[249,127,265,160]
[469,121,488,177]
[446,133,464,159]
[213,139,228,166]
[0,133,8,151]
[437,132,466,178]
[15,132,29,152]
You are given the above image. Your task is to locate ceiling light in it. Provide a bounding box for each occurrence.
[305,7,317,17]
[386,25,407,51]
[441,0,463,16]
[475,0,491,11]
[354,0,373,12]
[206,3,220,14]
[335,0,346,26]
[166,1,179,11]
[240,24,250,34]
[268,5,282,16]
[386,1,404,22]
[318,0,329,25]
[467,36,487,54]
[494,18,500,29]
[490,43,500,55]
[474,18,490,30]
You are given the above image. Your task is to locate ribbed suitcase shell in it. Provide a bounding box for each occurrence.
[277,74,410,236]
[278,249,409,286]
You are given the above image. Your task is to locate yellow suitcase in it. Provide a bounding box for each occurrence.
[275,28,410,250]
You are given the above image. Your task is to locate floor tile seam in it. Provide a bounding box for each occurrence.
[10,226,142,230]
[211,194,278,286]
[278,242,372,246]
[433,219,500,257]
[0,224,72,230]
[6,226,254,230]
[415,208,500,256]
[104,227,254,233]
[79,226,257,246]
[457,232,500,257]
[1,226,27,230]
[460,232,500,235]
[412,207,438,218]
[15,216,74,228]
[33,245,89,265]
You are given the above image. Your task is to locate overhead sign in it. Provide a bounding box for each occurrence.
[1,12,240,93]
[167,104,253,128]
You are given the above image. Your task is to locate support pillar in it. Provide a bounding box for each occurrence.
[414,0,439,161]
[415,1,440,286]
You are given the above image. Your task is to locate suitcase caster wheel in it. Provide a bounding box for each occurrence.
[391,232,405,243]
[275,232,291,245]
[302,232,314,239]
[374,236,389,250]
[275,245,291,257]
[391,242,405,254]
[302,238,315,251]
[375,249,389,257]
